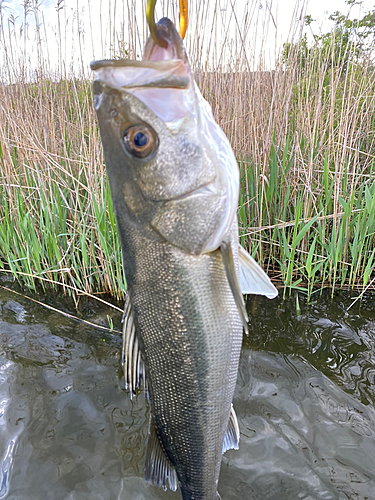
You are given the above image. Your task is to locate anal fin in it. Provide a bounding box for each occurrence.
[122,294,145,397]
[238,245,278,298]
[145,415,178,492]
[222,404,240,453]
[220,241,248,334]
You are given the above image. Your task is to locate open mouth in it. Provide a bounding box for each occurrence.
[142,17,188,63]
[90,19,193,124]
[91,59,189,90]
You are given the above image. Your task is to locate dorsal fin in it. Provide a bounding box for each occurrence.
[238,245,278,298]
[220,241,248,334]
[222,404,240,453]
[145,415,178,492]
[122,294,145,397]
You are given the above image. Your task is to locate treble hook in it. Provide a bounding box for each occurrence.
[146,0,189,48]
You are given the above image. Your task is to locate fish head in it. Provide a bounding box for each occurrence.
[92,18,239,254]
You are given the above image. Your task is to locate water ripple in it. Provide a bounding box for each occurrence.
[221,350,375,499]
[1,289,375,498]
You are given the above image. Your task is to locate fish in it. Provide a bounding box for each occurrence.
[91,17,277,500]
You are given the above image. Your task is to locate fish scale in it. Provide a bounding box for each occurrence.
[125,227,242,499]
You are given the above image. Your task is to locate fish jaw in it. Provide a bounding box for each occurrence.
[91,18,239,255]
[142,17,189,62]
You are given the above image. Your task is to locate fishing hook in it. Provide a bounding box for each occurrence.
[179,0,188,40]
[146,0,188,48]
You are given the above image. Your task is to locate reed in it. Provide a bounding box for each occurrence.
[0,0,374,299]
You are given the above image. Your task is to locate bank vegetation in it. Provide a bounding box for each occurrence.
[0,0,374,300]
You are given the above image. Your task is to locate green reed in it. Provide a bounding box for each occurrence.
[0,117,126,299]
[238,135,375,298]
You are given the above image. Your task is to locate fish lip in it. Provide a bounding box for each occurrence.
[90,19,191,99]
[142,17,189,63]
[90,18,188,74]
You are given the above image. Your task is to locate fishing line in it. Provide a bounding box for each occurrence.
[0,284,121,334]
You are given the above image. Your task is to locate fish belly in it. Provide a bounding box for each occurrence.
[124,229,242,499]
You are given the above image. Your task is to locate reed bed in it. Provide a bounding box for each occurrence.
[0,0,374,299]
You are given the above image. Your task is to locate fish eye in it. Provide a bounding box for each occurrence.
[123,125,157,158]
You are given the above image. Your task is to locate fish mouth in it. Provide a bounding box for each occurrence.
[142,17,188,64]
[90,18,193,122]
[90,18,189,89]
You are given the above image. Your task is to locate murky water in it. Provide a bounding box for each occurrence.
[1,277,375,499]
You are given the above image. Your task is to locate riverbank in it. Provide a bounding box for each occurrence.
[1,2,374,300]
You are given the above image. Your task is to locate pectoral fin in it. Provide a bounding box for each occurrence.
[220,241,249,334]
[238,245,278,298]
[122,294,145,397]
[145,415,178,492]
[222,404,240,453]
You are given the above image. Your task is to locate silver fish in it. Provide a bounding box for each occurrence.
[91,18,277,500]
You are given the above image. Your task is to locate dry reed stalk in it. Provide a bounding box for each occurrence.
[0,0,374,297]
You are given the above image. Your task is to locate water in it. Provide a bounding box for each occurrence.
[1,279,375,500]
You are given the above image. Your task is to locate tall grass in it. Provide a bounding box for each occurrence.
[0,76,125,298]
[0,0,374,299]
